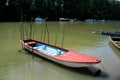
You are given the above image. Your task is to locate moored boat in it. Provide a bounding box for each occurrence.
[59,18,70,21]
[109,36,120,49]
[20,39,101,68]
[101,31,120,37]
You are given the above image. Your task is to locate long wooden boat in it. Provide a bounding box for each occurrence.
[20,39,101,68]
[109,36,120,49]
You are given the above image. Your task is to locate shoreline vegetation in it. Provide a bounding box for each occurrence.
[0,0,120,22]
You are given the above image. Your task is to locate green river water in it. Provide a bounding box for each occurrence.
[0,21,120,80]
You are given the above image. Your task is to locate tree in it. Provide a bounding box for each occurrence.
[0,0,120,21]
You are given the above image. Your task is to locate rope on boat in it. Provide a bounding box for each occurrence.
[20,22,24,49]
[100,62,109,75]
[24,24,29,39]
[32,24,35,40]
[29,22,35,58]
[29,23,33,39]
[43,22,46,43]
[45,21,50,44]
[43,17,50,44]
[40,28,43,41]
[20,22,24,40]
[61,24,65,48]
[55,35,57,46]
[19,5,36,79]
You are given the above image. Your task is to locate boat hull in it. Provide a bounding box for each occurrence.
[109,36,120,49]
[24,46,96,67]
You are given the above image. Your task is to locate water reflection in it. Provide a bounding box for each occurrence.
[0,49,109,80]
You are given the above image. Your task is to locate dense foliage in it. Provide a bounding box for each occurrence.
[0,0,120,21]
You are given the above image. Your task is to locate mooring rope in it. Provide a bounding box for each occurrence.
[20,22,25,49]
[46,22,50,44]
[61,25,65,48]
[29,23,32,39]
[19,6,36,80]
[24,25,29,39]
[100,62,109,75]
[40,29,43,41]
[55,35,57,46]
[43,23,46,43]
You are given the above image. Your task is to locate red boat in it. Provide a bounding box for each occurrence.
[20,39,101,68]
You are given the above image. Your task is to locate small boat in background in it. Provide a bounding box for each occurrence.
[101,31,120,37]
[109,36,120,49]
[101,31,120,49]
[20,39,101,68]
[59,18,70,21]
[35,17,45,23]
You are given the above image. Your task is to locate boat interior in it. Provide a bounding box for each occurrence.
[24,40,66,56]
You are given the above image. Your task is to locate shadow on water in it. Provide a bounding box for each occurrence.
[18,49,109,79]
[109,42,120,58]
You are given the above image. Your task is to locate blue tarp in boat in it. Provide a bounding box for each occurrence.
[35,43,65,55]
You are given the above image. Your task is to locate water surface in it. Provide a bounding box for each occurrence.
[0,22,120,80]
